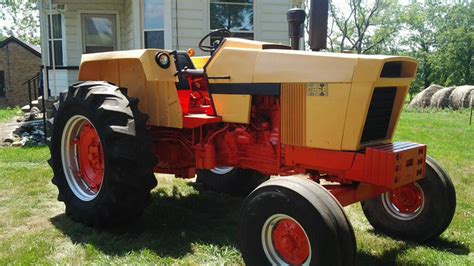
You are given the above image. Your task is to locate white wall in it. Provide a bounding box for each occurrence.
[45,69,69,96]
[255,0,292,44]
[61,0,127,66]
[171,0,209,55]
[40,0,137,95]
[170,0,292,55]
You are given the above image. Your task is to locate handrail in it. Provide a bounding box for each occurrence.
[21,71,47,144]
[23,72,40,106]
[22,73,40,86]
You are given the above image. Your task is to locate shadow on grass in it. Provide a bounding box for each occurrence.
[357,230,471,265]
[50,183,244,259]
[50,182,470,261]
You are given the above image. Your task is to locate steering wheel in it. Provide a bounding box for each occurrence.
[199,28,231,53]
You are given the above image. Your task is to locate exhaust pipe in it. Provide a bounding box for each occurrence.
[287,8,306,50]
[309,0,328,51]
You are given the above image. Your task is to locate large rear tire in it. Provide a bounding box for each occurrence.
[239,176,356,265]
[48,81,157,227]
[361,156,456,242]
[196,167,269,197]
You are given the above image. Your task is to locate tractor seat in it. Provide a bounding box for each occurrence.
[182,68,204,78]
[175,52,204,90]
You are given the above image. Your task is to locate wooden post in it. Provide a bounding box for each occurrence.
[28,80,32,107]
[470,104,473,126]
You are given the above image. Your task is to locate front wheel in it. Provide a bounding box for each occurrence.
[361,156,456,242]
[48,81,157,227]
[239,177,356,265]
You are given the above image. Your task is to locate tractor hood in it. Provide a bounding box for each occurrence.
[205,38,417,85]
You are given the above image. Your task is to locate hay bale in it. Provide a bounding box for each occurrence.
[408,84,444,109]
[449,85,474,109]
[430,87,455,109]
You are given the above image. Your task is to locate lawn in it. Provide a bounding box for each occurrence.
[0,110,472,265]
[0,107,20,122]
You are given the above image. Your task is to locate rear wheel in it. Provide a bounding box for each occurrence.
[196,167,269,197]
[361,156,456,242]
[239,176,356,265]
[48,81,157,227]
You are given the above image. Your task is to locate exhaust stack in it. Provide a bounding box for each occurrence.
[309,0,328,51]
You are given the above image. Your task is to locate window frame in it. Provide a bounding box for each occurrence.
[80,13,119,54]
[141,0,172,49]
[208,0,256,40]
[46,13,66,66]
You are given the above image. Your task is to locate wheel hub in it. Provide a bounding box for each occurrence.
[272,218,310,265]
[262,214,311,265]
[61,115,105,201]
[76,122,104,193]
[390,184,423,214]
[382,182,425,220]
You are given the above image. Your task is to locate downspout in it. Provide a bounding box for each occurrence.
[48,0,57,96]
[39,1,50,99]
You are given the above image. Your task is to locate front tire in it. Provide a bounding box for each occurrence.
[239,177,356,265]
[48,81,157,227]
[361,156,456,242]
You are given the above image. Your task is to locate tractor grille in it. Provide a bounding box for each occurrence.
[281,83,306,146]
[361,87,397,143]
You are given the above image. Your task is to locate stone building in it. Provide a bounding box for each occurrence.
[0,36,42,108]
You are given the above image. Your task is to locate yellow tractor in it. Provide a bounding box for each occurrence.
[48,1,455,265]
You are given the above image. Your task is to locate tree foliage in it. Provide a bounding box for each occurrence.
[0,0,40,45]
[328,0,401,54]
[401,1,473,95]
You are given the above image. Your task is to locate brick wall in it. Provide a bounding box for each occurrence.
[0,41,41,108]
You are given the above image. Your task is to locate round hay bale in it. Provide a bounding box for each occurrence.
[408,85,444,109]
[430,87,455,109]
[449,85,474,109]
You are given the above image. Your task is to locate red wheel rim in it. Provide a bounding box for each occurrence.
[389,183,423,214]
[271,218,310,265]
[75,121,104,193]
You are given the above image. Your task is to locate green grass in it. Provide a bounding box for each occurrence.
[0,110,472,264]
[0,107,20,122]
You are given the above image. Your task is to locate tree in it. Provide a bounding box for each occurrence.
[399,1,441,94]
[429,2,473,86]
[402,1,473,92]
[327,0,401,54]
[0,0,40,45]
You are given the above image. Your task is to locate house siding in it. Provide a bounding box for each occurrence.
[256,0,291,43]
[123,0,135,50]
[171,0,209,54]
[41,0,293,95]
[61,0,127,66]
[171,0,291,55]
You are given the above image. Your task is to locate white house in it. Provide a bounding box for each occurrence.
[39,0,301,97]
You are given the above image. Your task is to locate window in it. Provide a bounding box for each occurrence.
[0,71,5,97]
[82,14,117,53]
[47,14,64,66]
[143,0,165,49]
[210,0,254,42]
